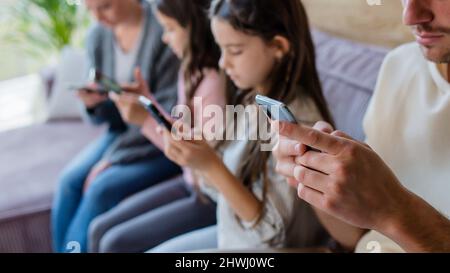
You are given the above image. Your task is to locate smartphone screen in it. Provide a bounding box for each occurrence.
[138,96,172,130]
[255,95,297,124]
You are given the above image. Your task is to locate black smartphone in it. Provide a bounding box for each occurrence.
[68,85,108,94]
[255,94,297,124]
[138,96,172,130]
[88,68,123,94]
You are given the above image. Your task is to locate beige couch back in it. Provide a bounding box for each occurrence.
[302,0,414,48]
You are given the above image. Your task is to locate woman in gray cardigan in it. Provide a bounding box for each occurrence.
[51,0,181,253]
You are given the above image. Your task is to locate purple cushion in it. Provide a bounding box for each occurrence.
[0,121,103,212]
[313,30,389,141]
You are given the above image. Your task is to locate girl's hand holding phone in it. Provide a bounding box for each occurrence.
[110,92,148,126]
[157,125,222,177]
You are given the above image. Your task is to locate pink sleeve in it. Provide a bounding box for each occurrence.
[140,75,182,150]
[140,116,165,151]
[144,92,174,123]
[194,70,227,125]
[141,70,225,151]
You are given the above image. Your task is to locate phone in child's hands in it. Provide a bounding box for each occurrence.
[255,94,297,124]
[138,96,172,131]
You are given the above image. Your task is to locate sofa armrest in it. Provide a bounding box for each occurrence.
[0,195,52,253]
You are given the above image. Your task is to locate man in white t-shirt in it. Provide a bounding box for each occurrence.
[272,0,450,252]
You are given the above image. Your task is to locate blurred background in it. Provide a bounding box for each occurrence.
[0,0,412,134]
[0,0,89,132]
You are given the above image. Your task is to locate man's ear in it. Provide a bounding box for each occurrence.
[270,35,291,60]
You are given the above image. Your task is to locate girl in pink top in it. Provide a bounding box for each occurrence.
[89,0,227,253]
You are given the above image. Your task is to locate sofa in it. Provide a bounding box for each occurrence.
[0,121,103,252]
[0,29,389,253]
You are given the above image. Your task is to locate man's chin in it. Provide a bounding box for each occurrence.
[419,45,450,63]
[98,20,115,29]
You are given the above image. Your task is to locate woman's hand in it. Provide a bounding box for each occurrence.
[110,68,154,126]
[76,83,108,109]
[110,92,148,126]
[120,68,152,97]
[158,126,222,176]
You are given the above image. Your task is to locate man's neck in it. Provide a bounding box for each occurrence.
[437,63,450,83]
[447,64,450,83]
[118,4,144,29]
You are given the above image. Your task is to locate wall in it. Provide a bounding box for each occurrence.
[302,0,414,48]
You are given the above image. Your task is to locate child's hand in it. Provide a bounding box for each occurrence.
[158,126,222,174]
[110,92,148,126]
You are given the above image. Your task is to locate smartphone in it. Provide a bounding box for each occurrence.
[255,94,297,124]
[88,68,123,94]
[138,96,172,130]
[68,84,108,94]
[256,94,321,152]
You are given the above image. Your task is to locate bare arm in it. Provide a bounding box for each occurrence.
[382,190,450,253]
[203,160,262,222]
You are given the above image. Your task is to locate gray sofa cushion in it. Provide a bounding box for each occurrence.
[313,30,389,141]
